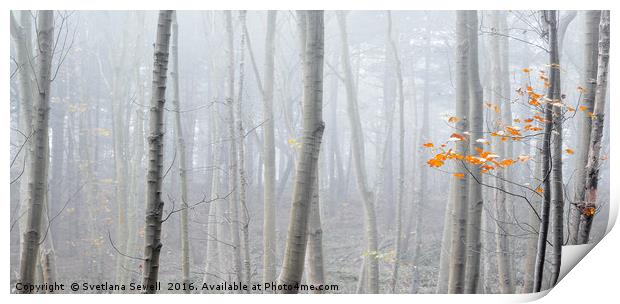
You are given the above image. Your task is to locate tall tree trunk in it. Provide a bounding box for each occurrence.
[224,11,244,285]
[569,11,601,245]
[386,11,406,293]
[336,11,380,294]
[170,12,191,292]
[579,10,609,244]
[489,10,514,294]
[10,11,35,268]
[547,10,564,287]
[464,10,484,294]
[277,10,325,293]
[533,9,560,293]
[262,10,278,288]
[236,11,251,289]
[17,10,53,293]
[447,10,470,294]
[141,10,173,293]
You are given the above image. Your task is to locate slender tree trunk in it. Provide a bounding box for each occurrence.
[447,10,470,294]
[236,11,251,289]
[533,10,559,293]
[570,10,601,244]
[547,10,564,287]
[17,10,53,293]
[488,10,514,294]
[579,10,609,244]
[262,10,278,288]
[141,10,173,293]
[386,11,406,293]
[224,11,244,285]
[170,12,191,292]
[336,11,380,294]
[277,10,325,293]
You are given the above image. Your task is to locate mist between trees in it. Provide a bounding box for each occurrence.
[9,10,611,294]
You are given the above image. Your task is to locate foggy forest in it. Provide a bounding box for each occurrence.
[9,10,611,294]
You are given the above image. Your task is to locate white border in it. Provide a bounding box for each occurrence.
[2,1,617,303]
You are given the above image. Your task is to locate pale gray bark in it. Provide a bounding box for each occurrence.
[17,10,54,293]
[10,11,35,267]
[336,11,380,294]
[277,10,324,293]
[579,10,609,244]
[464,10,484,294]
[170,11,191,291]
[141,10,173,294]
[533,10,559,293]
[262,10,278,287]
[386,11,406,293]
[569,11,601,245]
[224,11,243,285]
[489,10,514,294]
[447,10,470,294]
[236,11,251,289]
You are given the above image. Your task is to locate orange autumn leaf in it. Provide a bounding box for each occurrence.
[529,98,540,106]
[453,173,466,179]
[427,158,444,168]
[448,116,460,123]
[506,126,522,136]
[449,133,466,141]
[422,142,434,148]
[536,187,544,194]
[579,105,589,112]
[522,68,531,73]
[565,148,574,155]
[533,115,545,123]
[524,118,534,123]
[583,206,596,217]
[499,159,515,167]
[482,164,495,170]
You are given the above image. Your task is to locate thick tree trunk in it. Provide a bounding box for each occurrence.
[569,11,600,245]
[306,174,325,293]
[464,10,484,294]
[336,11,380,294]
[10,11,35,268]
[579,10,609,244]
[17,10,53,293]
[277,10,324,293]
[141,10,173,294]
[447,10,470,294]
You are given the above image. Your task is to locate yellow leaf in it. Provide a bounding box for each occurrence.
[453,173,465,179]
[565,148,574,155]
[579,106,589,112]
